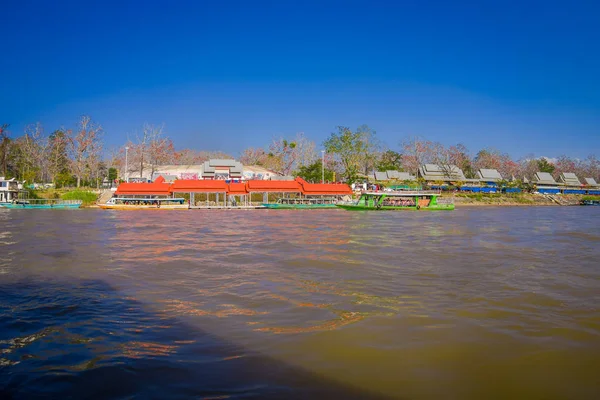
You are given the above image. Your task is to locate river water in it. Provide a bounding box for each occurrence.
[0,207,599,399]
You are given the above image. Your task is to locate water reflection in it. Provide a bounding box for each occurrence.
[0,207,599,399]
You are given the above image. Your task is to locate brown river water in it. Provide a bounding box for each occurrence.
[1,207,599,399]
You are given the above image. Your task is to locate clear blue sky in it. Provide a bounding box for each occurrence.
[1,0,598,159]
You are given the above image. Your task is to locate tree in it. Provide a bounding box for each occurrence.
[400,136,434,176]
[537,157,555,174]
[19,123,47,183]
[108,167,118,183]
[447,144,474,178]
[517,155,539,181]
[356,125,379,175]
[47,129,69,185]
[296,160,334,183]
[127,123,177,180]
[324,126,370,183]
[553,155,577,179]
[240,147,268,166]
[0,124,10,177]
[376,150,403,171]
[67,116,103,187]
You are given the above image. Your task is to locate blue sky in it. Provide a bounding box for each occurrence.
[1,0,598,159]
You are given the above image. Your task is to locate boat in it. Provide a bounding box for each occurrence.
[262,197,341,209]
[581,199,600,206]
[98,196,189,210]
[0,199,82,209]
[336,191,454,211]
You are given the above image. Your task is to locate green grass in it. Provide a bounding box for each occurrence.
[582,195,600,201]
[61,190,98,205]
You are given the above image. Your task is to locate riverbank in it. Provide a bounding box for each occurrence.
[450,193,585,207]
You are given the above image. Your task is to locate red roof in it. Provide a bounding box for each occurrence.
[170,180,228,192]
[300,182,353,195]
[115,176,171,195]
[228,182,248,195]
[114,176,352,196]
[245,180,302,192]
[296,177,352,195]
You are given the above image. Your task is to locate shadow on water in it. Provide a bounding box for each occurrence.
[0,279,396,400]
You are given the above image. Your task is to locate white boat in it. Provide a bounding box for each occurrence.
[98,196,189,210]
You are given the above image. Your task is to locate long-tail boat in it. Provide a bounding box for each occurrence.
[336,191,454,211]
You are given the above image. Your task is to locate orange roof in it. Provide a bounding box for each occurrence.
[170,180,228,192]
[295,177,352,195]
[246,180,302,192]
[115,177,171,195]
[300,182,353,195]
[228,182,248,195]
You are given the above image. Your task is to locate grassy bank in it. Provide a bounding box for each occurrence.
[31,188,100,207]
[61,190,99,206]
[450,193,590,206]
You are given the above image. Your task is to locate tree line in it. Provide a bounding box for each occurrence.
[1,118,598,187]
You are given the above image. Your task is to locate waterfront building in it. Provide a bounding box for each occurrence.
[127,160,281,182]
[0,177,21,204]
[558,173,586,194]
[534,172,561,194]
[584,178,600,195]
[373,170,416,181]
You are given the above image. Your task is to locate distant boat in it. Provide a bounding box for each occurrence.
[336,191,454,211]
[262,197,340,209]
[0,199,82,209]
[581,200,600,206]
[98,196,188,210]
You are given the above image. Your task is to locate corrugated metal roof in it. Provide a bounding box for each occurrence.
[584,177,598,186]
[477,169,503,181]
[559,172,582,186]
[534,172,557,185]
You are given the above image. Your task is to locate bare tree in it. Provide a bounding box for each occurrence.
[67,116,103,187]
[20,123,47,183]
[47,129,69,185]
[400,136,434,176]
[0,124,11,177]
[240,147,267,166]
[128,123,176,180]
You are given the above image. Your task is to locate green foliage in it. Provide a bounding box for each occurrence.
[24,188,42,199]
[108,167,118,182]
[323,126,369,183]
[55,171,75,188]
[376,150,402,171]
[61,190,98,205]
[537,158,555,173]
[295,160,334,183]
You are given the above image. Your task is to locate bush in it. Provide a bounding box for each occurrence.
[61,190,98,205]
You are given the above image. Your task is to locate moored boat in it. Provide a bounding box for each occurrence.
[336,191,454,211]
[262,197,340,209]
[0,199,82,209]
[581,199,600,206]
[98,196,188,210]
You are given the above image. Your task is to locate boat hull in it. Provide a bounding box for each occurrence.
[98,204,189,210]
[336,204,454,211]
[0,200,82,209]
[262,203,338,209]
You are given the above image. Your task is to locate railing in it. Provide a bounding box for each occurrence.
[436,198,455,205]
[14,199,83,205]
[362,190,443,195]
